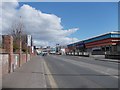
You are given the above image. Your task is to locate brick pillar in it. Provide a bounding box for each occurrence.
[2,35,13,73]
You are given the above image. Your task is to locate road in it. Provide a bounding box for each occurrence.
[43,55,118,88]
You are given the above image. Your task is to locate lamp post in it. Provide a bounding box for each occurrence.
[18,16,23,67]
[18,30,22,67]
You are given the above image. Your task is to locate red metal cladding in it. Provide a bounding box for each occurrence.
[85,38,120,48]
[86,42,114,48]
[68,46,75,51]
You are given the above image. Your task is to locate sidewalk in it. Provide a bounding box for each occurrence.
[2,56,46,88]
[94,58,120,63]
[78,55,119,63]
[91,55,120,63]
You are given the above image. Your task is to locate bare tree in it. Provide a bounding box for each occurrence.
[11,16,24,40]
[10,16,27,53]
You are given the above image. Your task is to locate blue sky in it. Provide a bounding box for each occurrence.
[19,2,118,41]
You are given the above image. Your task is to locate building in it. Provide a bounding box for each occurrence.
[67,31,120,56]
[84,31,120,55]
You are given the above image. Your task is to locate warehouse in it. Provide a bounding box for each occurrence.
[84,31,120,55]
[66,31,120,56]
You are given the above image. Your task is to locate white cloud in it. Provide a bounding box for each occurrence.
[1,1,79,47]
[1,0,19,34]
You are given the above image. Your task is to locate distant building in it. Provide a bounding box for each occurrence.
[67,31,120,55]
[84,31,120,55]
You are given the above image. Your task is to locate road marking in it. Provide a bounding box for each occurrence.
[43,60,58,88]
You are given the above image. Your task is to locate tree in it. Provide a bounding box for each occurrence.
[11,16,24,40]
[10,16,27,53]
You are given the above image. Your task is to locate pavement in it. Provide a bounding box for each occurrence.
[90,55,120,63]
[94,58,120,63]
[2,56,46,88]
[76,55,120,63]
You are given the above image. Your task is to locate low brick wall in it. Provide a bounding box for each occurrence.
[27,54,30,61]
[21,54,26,65]
[0,54,9,75]
[1,53,31,76]
[13,54,19,70]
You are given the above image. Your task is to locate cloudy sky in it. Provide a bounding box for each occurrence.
[1,0,118,47]
[1,0,80,47]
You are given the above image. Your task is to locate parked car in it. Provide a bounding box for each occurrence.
[42,51,48,56]
[56,52,61,55]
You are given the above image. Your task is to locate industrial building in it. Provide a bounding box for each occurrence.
[66,31,120,58]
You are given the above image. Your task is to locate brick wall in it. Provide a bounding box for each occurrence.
[13,54,19,70]
[0,54,9,75]
[2,35,13,53]
[2,35,13,73]
[1,53,31,76]
[1,35,33,76]
[27,54,30,61]
[21,54,26,65]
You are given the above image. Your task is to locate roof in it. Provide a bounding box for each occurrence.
[83,31,120,42]
[67,31,120,46]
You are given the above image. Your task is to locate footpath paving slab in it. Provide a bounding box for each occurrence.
[2,56,46,88]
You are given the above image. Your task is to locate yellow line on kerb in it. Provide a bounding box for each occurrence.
[43,60,58,88]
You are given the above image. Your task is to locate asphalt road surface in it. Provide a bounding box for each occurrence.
[43,55,118,88]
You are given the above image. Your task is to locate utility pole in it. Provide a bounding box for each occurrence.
[18,16,23,67]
